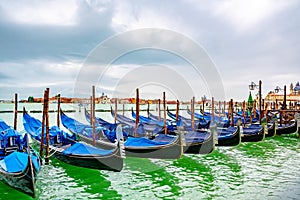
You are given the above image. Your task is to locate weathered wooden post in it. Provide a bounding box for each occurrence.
[242,101,246,126]
[14,93,18,130]
[218,101,221,123]
[114,100,117,124]
[265,103,269,124]
[211,97,215,123]
[283,85,287,110]
[135,88,139,137]
[90,96,93,125]
[158,99,161,121]
[57,94,60,127]
[259,80,262,124]
[147,101,150,117]
[92,86,96,145]
[191,97,195,131]
[176,100,179,124]
[223,100,226,116]
[45,88,50,165]
[163,92,167,134]
[122,103,125,116]
[230,99,234,127]
[40,90,46,158]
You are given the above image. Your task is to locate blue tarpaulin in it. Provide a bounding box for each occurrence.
[124,137,170,147]
[23,113,76,143]
[0,119,26,149]
[218,126,238,140]
[0,151,40,173]
[0,119,19,139]
[185,131,210,143]
[152,134,176,143]
[62,142,113,156]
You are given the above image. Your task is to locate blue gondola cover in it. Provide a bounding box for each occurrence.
[0,151,40,173]
[62,142,113,156]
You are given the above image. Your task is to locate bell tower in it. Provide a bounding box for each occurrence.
[290,83,294,95]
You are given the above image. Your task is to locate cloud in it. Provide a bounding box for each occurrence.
[0,0,78,26]
[111,1,195,37]
[0,0,114,62]
[0,60,81,99]
[0,0,299,101]
[201,0,297,33]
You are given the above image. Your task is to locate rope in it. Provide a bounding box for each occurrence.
[30,147,43,161]
[44,146,61,158]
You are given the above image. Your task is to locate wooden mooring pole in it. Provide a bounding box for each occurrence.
[218,101,221,123]
[90,96,92,125]
[158,99,161,121]
[212,97,215,123]
[57,94,60,127]
[92,86,96,145]
[14,93,18,130]
[114,100,118,124]
[229,99,234,127]
[40,90,46,158]
[45,88,50,165]
[135,88,139,137]
[191,97,195,131]
[147,101,150,117]
[163,92,167,134]
[176,100,179,124]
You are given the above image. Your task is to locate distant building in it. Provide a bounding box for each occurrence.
[293,81,300,95]
[264,81,300,108]
[97,92,110,104]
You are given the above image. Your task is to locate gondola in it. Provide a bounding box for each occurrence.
[240,124,265,142]
[216,126,241,146]
[181,129,214,154]
[131,109,177,131]
[115,109,216,154]
[0,119,41,197]
[165,110,240,146]
[186,107,221,122]
[167,108,215,129]
[111,108,164,134]
[84,108,135,137]
[276,120,298,135]
[132,110,217,153]
[185,108,241,128]
[60,110,183,159]
[22,111,124,172]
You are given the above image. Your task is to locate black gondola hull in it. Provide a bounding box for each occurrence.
[124,134,183,159]
[54,151,123,172]
[241,127,265,142]
[276,120,297,135]
[216,127,241,146]
[184,132,214,154]
[0,153,40,197]
[31,138,123,172]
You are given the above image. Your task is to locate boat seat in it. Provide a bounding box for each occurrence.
[4,146,19,155]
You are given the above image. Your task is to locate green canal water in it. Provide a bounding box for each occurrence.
[0,103,299,199]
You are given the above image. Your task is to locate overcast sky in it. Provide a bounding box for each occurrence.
[0,0,299,101]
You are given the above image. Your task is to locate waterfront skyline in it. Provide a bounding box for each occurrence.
[0,0,299,101]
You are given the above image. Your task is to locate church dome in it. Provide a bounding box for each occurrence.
[294,82,300,91]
